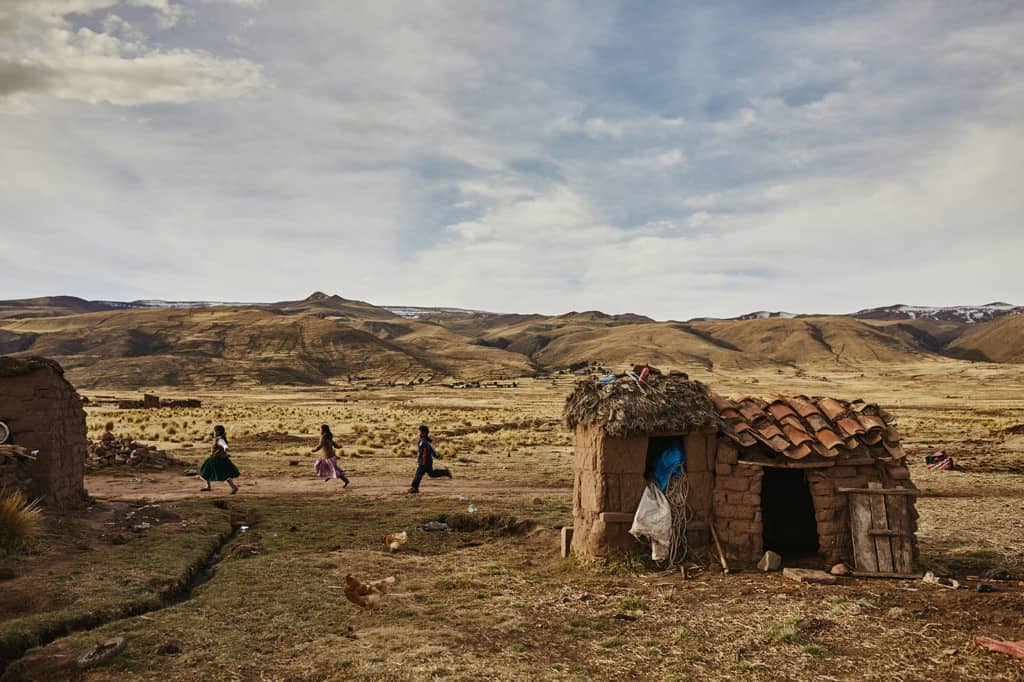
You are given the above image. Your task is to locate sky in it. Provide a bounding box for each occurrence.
[1,0,1022,320]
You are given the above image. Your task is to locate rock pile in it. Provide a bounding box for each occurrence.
[87,432,189,469]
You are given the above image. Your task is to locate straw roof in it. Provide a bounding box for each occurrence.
[564,368,719,438]
[0,355,64,378]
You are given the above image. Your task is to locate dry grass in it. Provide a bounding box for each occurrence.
[2,360,1022,680]
[0,489,41,555]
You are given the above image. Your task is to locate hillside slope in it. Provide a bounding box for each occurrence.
[945,313,1024,363]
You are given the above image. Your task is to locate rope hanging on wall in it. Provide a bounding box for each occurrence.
[662,474,695,567]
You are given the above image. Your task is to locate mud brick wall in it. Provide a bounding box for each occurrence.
[680,431,716,549]
[0,363,87,510]
[571,425,648,558]
[0,450,33,493]
[712,442,765,562]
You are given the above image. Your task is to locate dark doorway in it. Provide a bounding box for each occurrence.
[761,468,818,555]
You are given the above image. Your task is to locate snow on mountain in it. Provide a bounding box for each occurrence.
[733,310,797,320]
[852,303,1023,324]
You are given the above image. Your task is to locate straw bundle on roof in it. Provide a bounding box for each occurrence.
[564,368,719,438]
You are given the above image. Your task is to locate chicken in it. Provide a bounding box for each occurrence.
[344,574,397,610]
[383,531,407,552]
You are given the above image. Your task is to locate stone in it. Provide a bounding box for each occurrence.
[77,637,127,668]
[560,526,574,558]
[757,550,782,572]
[783,568,837,584]
[830,563,851,576]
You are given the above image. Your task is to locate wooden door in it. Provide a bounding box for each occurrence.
[842,482,916,576]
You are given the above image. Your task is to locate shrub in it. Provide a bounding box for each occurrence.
[0,488,42,554]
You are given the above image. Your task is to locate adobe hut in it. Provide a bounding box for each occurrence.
[565,369,918,573]
[0,356,88,510]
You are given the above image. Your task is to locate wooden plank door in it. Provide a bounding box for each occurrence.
[844,482,916,575]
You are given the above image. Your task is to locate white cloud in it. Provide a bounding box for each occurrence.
[0,0,265,109]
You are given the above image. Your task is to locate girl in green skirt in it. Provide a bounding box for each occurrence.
[200,425,239,494]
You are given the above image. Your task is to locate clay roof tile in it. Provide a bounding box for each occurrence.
[817,397,847,421]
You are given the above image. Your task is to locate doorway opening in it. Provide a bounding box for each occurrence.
[761,467,818,556]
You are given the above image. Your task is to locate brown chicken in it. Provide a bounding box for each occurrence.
[343,574,397,610]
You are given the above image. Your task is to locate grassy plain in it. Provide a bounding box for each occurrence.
[2,360,1023,680]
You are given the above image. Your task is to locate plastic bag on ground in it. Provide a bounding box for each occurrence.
[629,482,672,560]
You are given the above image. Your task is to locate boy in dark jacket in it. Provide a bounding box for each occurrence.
[408,425,452,493]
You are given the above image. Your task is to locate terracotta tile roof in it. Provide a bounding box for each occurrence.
[713,393,903,460]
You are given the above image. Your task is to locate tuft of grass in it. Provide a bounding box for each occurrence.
[886,607,912,620]
[762,615,804,643]
[0,488,42,554]
[618,596,644,611]
[598,636,626,649]
[802,644,828,658]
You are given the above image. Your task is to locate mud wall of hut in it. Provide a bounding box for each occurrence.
[712,442,918,565]
[0,361,87,509]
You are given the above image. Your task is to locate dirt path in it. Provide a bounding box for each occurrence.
[85,471,571,502]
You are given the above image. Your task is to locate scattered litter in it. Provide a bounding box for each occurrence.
[922,571,960,589]
[182,469,197,477]
[992,570,1015,581]
[416,521,449,532]
[131,522,151,532]
[975,636,1024,660]
[976,583,996,593]
[457,495,469,502]
[830,563,852,576]
[467,504,478,513]
[924,450,954,471]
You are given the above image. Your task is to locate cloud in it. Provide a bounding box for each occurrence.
[0,0,265,110]
[0,1,1023,319]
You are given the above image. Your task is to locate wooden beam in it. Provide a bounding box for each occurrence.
[850,571,921,579]
[738,459,835,469]
[835,457,876,466]
[838,488,918,496]
[599,512,634,524]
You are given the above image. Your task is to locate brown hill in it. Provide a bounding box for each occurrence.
[0,306,533,389]
[945,313,1024,363]
[2,294,1023,389]
[0,296,116,320]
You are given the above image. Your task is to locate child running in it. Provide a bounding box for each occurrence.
[199,425,240,494]
[312,424,350,487]
[408,425,452,494]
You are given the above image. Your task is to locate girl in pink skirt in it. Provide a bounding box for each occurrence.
[312,424,349,487]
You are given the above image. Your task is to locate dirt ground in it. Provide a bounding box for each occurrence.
[1,362,1023,680]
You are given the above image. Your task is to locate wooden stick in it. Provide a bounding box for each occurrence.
[708,522,730,574]
[838,487,918,496]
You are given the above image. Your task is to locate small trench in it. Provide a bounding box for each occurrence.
[430,513,538,535]
[0,509,250,674]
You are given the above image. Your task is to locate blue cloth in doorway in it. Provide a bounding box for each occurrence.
[651,439,686,491]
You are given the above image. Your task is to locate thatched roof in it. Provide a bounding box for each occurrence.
[564,368,719,438]
[0,355,64,378]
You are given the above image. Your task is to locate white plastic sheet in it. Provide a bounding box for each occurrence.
[629,482,672,560]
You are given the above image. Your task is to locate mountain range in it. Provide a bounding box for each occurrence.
[0,293,1020,389]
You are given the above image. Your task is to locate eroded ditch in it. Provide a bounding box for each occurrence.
[0,502,251,676]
